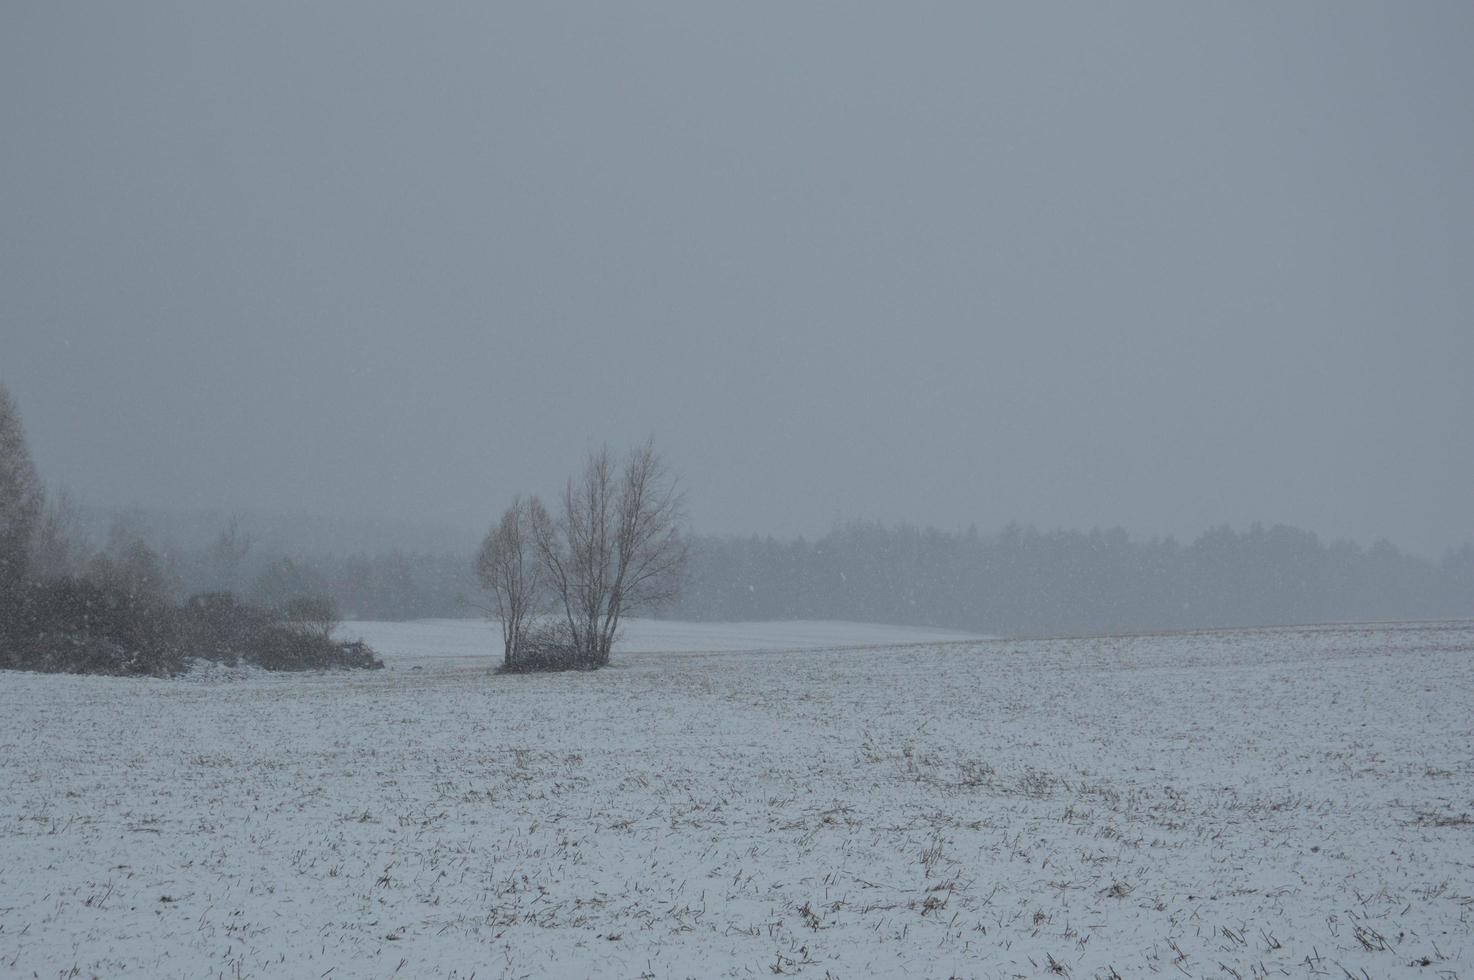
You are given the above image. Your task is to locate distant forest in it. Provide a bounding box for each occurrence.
[674,522,1474,636]
[101,514,1472,636]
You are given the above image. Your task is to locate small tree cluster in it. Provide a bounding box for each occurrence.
[0,383,379,676]
[477,441,688,672]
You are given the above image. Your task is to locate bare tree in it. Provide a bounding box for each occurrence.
[530,441,688,667]
[30,486,87,581]
[604,440,688,657]
[205,518,253,594]
[0,384,45,622]
[477,496,543,669]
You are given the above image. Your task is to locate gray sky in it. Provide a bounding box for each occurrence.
[3,3,1471,556]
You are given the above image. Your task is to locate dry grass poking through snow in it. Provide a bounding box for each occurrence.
[2,621,1472,979]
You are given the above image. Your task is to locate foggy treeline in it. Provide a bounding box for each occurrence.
[106,509,1473,636]
[673,522,1474,636]
[45,509,477,622]
[164,545,473,622]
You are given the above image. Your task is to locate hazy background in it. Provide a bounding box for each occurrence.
[4,2,1471,557]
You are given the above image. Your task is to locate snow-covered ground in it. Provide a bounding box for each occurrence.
[343,617,988,666]
[2,620,1472,979]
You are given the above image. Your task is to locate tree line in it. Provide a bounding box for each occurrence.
[33,508,1468,643]
[139,519,1468,638]
[670,520,1473,635]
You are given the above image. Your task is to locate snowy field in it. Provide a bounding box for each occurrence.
[2,621,1472,979]
[344,617,989,664]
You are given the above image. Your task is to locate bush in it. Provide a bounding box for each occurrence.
[283,595,340,640]
[245,626,382,671]
[1,576,185,676]
[177,592,380,671]
[177,592,273,664]
[494,620,601,673]
[1,582,381,677]
[495,641,595,674]
[2,633,174,677]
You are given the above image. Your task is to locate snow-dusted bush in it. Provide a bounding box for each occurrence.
[245,628,381,671]
[176,591,379,672]
[3,575,184,676]
[2,583,381,677]
[493,619,595,673]
[494,640,590,674]
[282,596,340,640]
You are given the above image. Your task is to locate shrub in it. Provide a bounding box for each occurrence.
[495,620,599,673]
[495,641,594,674]
[2,576,185,676]
[245,626,382,671]
[2,583,381,677]
[177,591,380,671]
[176,592,273,665]
[1,634,157,677]
[283,596,340,640]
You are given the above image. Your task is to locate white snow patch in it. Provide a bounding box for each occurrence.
[176,657,269,683]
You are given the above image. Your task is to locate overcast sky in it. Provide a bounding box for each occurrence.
[3,3,1471,556]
